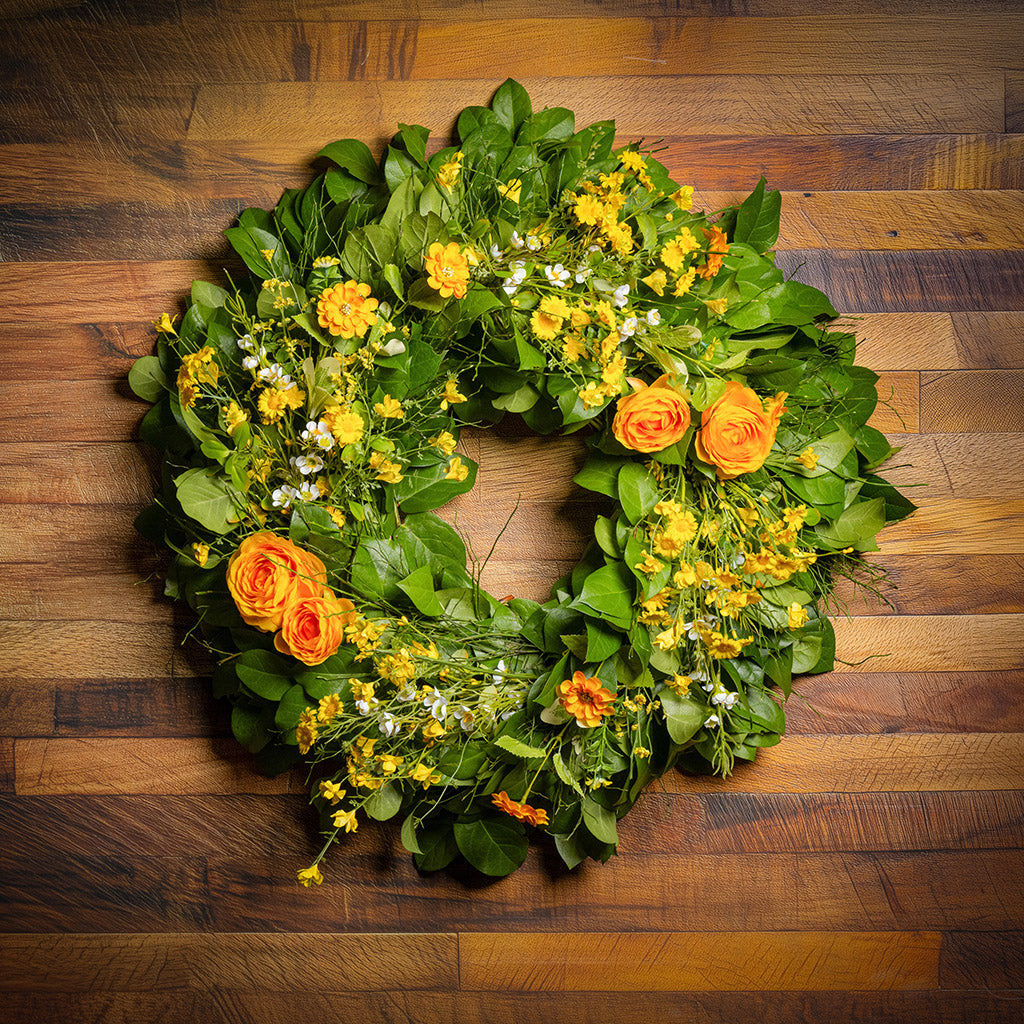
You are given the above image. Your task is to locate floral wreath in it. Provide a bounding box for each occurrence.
[131,80,914,883]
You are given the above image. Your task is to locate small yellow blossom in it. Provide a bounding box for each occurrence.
[153,312,178,334]
[704,297,729,317]
[671,186,695,211]
[322,405,364,446]
[440,377,467,410]
[318,693,342,724]
[374,394,405,419]
[191,542,210,567]
[422,719,446,742]
[430,430,458,456]
[642,268,668,296]
[223,401,248,435]
[369,451,404,484]
[318,779,346,803]
[331,808,359,833]
[498,177,522,203]
[444,456,470,482]
[297,864,323,887]
[788,603,810,629]
[797,447,819,470]
[635,551,665,575]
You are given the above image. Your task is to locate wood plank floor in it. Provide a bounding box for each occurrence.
[1,3,1023,1021]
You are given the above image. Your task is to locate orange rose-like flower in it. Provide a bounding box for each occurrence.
[558,671,616,728]
[425,241,470,299]
[226,533,328,632]
[275,592,357,666]
[317,280,378,339]
[695,381,787,480]
[611,374,692,453]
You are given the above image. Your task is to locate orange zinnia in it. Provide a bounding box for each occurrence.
[424,241,470,299]
[491,791,549,827]
[558,671,616,728]
[317,280,379,338]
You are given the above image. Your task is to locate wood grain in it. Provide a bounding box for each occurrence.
[459,930,941,991]
[3,5,1023,1020]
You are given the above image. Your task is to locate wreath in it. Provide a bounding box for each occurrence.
[130,79,914,883]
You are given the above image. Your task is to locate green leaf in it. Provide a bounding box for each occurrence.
[573,454,626,498]
[223,223,289,279]
[586,619,622,663]
[574,562,635,629]
[364,783,403,821]
[405,276,446,312]
[491,78,532,132]
[174,468,244,534]
[734,176,782,252]
[814,496,886,550]
[454,817,529,876]
[317,138,382,184]
[275,683,311,731]
[413,819,459,872]
[518,106,575,146]
[236,649,294,701]
[581,796,618,845]
[554,833,587,870]
[400,812,423,854]
[397,564,445,617]
[191,279,229,308]
[394,457,477,514]
[231,705,270,754]
[617,461,660,524]
[128,355,167,402]
[494,735,548,760]
[492,384,539,413]
[660,689,706,744]
[552,751,583,795]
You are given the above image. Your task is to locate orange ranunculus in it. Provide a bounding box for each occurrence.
[558,671,616,728]
[611,374,691,453]
[274,591,357,666]
[695,381,788,480]
[226,532,328,632]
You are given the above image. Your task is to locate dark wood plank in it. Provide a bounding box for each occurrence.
[1,990,1020,1024]
[0,323,153,381]
[1006,72,1024,132]
[775,250,1024,312]
[689,791,1024,854]
[0,739,13,793]
[941,931,1024,990]
[0,932,459,990]
[785,671,1024,736]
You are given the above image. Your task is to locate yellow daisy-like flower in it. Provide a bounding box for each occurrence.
[574,193,605,226]
[318,693,342,724]
[322,405,364,446]
[258,384,305,424]
[374,394,404,419]
[425,241,470,299]
[531,294,571,341]
[673,267,697,297]
[317,280,379,339]
[444,456,470,482]
[635,551,664,575]
[661,228,700,272]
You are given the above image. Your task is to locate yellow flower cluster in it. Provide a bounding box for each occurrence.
[176,345,219,409]
[571,171,634,255]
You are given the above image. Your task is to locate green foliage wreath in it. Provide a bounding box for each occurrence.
[130,80,914,882]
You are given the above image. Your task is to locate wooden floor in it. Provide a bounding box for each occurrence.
[2,2,1024,1021]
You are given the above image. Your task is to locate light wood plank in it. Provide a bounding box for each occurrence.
[919,370,1024,433]
[876,499,1024,555]
[14,738,291,796]
[0,932,458,991]
[672,734,1024,794]
[696,189,1024,250]
[188,77,1004,143]
[459,930,940,991]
